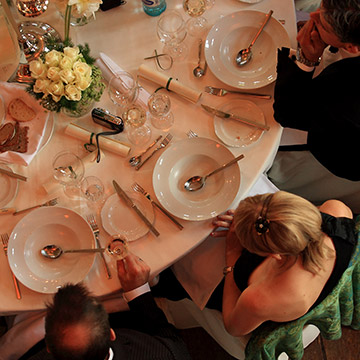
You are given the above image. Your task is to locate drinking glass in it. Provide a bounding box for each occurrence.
[108,71,139,116]
[183,0,207,37]
[148,92,174,131]
[157,10,188,60]
[16,0,49,17]
[80,176,104,203]
[53,151,85,198]
[123,104,151,145]
[106,236,129,260]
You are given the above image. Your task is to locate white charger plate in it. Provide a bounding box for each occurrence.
[0,164,18,207]
[153,137,241,221]
[101,192,155,241]
[214,99,266,147]
[8,207,96,294]
[204,10,290,89]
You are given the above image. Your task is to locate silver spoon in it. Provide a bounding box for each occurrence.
[184,154,244,192]
[193,39,206,78]
[235,10,273,67]
[41,245,105,259]
[129,135,162,166]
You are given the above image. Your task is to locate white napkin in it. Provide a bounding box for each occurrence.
[0,82,50,166]
[95,53,150,108]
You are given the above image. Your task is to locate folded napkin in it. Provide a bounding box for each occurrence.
[138,64,202,104]
[42,150,105,194]
[0,82,50,166]
[95,53,150,108]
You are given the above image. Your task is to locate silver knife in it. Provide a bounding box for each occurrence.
[201,104,270,132]
[113,180,160,237]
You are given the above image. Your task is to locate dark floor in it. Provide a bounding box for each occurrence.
[2,316,358,359]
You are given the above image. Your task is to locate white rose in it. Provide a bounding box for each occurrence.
[73,61,92,78]
[59,56,74,70]
[65,84,82,101]
[59,69,76,84]
[29,59,48,79]
[33,79,51,96]
[75,73,92,90]
[47,66,61,82]
[45,50,62,67]
[48,81,64,102]
[63,46,80,60]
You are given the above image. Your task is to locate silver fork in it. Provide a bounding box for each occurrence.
[87,214,112,279]
[1,233,21,299]
[186,130,198,138]
[132,182,183,230]
[13,198,58,216]
[205,86,271,100]
[135,133,173,170]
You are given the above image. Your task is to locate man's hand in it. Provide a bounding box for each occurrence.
[117,252,150,292]
[297,17,327,62]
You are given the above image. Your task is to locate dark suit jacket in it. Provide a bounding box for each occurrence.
[25,292,191,360]
[273,48,360,181]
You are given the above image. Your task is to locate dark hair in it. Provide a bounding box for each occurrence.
[322,0,360,46]
[45,283,111,360]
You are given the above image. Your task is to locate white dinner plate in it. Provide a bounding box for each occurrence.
[101,192,155,241]
[7,207,96,294]
[214,99,266,147]
[0,164,18,207]
[204,10,290,89]
[238,0,263,3]
[153,138,241,221]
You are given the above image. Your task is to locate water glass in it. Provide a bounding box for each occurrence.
[157,10,188,59]
[80,176,104,203]
[107,236,129,260]
[148,92,174,131]
[108,71,139,115]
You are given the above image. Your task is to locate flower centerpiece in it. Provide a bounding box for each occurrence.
[27,0,105,117]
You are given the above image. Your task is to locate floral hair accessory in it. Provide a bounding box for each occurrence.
[254,194,274,235]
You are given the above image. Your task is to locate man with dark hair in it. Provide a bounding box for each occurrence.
[267,0,360,213]
[27,252,192,360]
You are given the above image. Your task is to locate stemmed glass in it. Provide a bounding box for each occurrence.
[148,92,174,131]
[108,71,139,116]
[183,0,208,37]
[123,104,152,146]
[53,151,85,198]
[16,0,49,17]
[80,176,105,204]
[106,236,129,260]
[157,10,188,60]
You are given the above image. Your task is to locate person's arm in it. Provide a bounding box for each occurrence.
[319,200,353,219]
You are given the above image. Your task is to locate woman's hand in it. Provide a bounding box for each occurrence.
[211,210,235,238]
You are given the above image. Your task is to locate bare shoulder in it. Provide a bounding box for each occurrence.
[319,200,353,219]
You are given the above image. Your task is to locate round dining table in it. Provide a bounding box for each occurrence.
[0,0,297,314]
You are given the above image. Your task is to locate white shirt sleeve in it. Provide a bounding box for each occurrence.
[122,283,151,303]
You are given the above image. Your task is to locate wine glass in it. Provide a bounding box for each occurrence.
[148,92,174,131]
[53,151,85,198]
[108,71,139,116]
[157,10,188,60]
[183,0,208,37]
[106,236,129,260]
[80,176,104,204]
[123,104,152,146]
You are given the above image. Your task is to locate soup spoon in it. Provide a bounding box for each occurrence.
[41,245,105,259]
[235,10,273,66]
[193,39,206,78]
[184,154,244,192]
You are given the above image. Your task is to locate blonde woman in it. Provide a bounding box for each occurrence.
[211,191,355,336]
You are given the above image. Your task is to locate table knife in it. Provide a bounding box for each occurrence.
[113,180,160,237]
[201,104,270,131]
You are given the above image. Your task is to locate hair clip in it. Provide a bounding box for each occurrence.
[255,217,270,235]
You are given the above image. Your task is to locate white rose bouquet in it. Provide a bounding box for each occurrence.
[27,43,105,115]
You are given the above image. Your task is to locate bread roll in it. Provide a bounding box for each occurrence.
[8,98,36,122]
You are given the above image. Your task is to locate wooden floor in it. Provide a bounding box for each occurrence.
[179,325,360,360]
[1,317,359,359]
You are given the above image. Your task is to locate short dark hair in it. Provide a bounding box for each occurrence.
[45,283,111,360]
[322,0,360,46]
